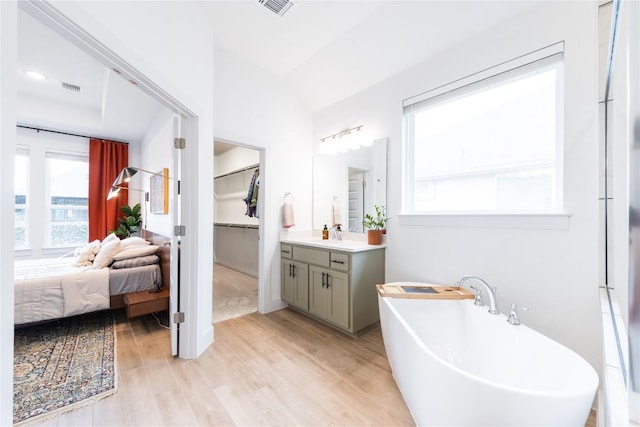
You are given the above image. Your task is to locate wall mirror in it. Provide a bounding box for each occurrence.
[312,137,387,232]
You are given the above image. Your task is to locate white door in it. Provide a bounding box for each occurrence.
[170,116,182,356]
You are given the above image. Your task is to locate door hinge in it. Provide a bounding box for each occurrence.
[174,137,186,149]
[174,225,186,236]
[173,312,185,323]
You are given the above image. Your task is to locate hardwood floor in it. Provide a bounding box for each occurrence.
[25,307,599,427]
[32,308,413,426]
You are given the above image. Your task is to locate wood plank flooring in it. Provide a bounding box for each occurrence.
[31,308,413,426]
[24,305,599,427]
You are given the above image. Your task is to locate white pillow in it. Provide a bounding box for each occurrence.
[112,245,159,261]
[101,233,119,247]
[120,236,151,249]
[93,239,122,269]
[73,240,101,266]
[74,239,100,256]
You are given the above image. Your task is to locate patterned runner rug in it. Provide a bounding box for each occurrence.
[13,310,117,425]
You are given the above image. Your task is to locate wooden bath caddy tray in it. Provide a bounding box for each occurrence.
[376,283,474,300]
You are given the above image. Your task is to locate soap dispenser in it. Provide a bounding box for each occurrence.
[322,225,329,240]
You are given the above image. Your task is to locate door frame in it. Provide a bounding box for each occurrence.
[18,1,205,358]
[213,137,266,315]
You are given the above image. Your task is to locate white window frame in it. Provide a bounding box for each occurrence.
[14,147,30,251]
[401,42,570,229]
[15,128,89,258]
[45,150,89,248]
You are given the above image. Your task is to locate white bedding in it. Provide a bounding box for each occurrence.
[15,258,110,325]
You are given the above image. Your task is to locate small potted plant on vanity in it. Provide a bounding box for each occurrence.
[363,205,389,245]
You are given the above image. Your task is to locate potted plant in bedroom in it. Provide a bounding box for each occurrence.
[363,204,388,245]
[113,203,143,238]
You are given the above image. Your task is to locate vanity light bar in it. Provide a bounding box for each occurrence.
[320,125,363,143]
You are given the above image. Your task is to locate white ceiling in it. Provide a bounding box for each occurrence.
[203,0,541,111]
[17,8,166,143]
[16,1,540,142]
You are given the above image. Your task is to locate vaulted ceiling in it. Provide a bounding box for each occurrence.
[17,1,540,142]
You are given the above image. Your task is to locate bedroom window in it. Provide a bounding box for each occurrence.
[46,153,89,247]
[403,46,564,214]
[15,151,29,250]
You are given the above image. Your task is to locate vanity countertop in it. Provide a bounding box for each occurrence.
[280,233,386,253]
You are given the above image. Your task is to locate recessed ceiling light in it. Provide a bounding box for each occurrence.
[23,70,47,81]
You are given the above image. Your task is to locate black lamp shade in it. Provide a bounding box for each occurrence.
[113,167,139,186]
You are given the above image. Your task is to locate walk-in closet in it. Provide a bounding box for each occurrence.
[213,141,260,323]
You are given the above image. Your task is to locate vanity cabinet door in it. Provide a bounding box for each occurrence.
[282,260,309,310]
[282,260,295,304]
[292,261,309,310]
[309,266,328,320]
[309,265,350,329]
[327,270,349,329]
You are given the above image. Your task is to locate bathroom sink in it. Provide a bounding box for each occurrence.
[281,236,384,252]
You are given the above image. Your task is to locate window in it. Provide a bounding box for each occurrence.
[46,153,89,247]
[15,150,29,249]
[404,48,564,214]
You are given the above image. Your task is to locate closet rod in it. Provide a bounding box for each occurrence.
[17,125,129,144]
[214,163,259,179]
[214,222,259,230]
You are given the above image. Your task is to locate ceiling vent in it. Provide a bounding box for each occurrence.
[257,0,294,17]
[61,82,80,92]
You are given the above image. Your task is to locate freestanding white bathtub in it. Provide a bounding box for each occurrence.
[379,284,599,426]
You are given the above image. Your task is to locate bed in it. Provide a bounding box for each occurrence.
[14,230,170,325]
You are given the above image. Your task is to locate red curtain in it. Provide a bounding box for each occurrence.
[88,139,128,241]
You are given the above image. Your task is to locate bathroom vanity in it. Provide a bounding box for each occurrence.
[280,238,385,335]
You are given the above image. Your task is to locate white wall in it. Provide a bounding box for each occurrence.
[213,48,314,312]
[314,2,602,375]
[138,109,174,236]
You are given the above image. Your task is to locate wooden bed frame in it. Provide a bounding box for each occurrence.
[109,230,171,309]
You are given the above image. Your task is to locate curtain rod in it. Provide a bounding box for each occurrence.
[17,125,129,144]
[214,163,259,179]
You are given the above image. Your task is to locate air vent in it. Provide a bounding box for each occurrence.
[61,82,80,92]
[257,0,294,17]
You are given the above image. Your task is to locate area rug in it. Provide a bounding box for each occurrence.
[13,310,117,425]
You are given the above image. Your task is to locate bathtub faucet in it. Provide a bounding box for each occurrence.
[456,276,500,315]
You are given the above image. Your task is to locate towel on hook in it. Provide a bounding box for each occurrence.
[282,195,295,228]
[332,197,342,227]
